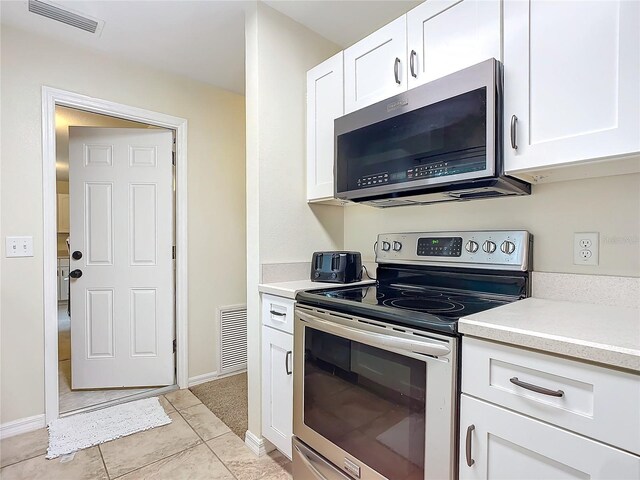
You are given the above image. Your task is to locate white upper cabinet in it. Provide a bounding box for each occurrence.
[407,0,501,89]
[503,0,640,175]
[306,52,344,203]
[344,16,408,114]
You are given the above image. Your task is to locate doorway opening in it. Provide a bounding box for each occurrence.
[55,106,175,414]
[43,87,189,423]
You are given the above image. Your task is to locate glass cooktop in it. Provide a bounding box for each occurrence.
[297,284,514,335]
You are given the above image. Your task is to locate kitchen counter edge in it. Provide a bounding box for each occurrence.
[258,279,375,300]
[459,297,640,373]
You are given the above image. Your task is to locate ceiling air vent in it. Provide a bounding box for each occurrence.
[28,0,103,34]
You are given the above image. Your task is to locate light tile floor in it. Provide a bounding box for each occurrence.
[0,390,291,480]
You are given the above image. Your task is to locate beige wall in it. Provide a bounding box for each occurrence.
[344,173,640,277]
[0,25,247,424]
[245,2,343,436]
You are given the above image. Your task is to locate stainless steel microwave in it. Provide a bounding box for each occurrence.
[334,58,530,207]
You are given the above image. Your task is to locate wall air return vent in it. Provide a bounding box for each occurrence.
[28,0,104,35]
[218,305,247,376]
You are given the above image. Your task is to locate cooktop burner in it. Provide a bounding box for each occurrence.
[299,283,515,334]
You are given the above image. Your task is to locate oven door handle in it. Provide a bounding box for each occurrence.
[297,310,451,357]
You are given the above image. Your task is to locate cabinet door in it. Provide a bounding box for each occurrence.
[59,265,70,302]
[459,395,640,480]
[261,326,293,459]
[407,0,501,89]
[344,16,407,114]
[57,193,70,233]
[504,0,640,174]
[307,52,343,203]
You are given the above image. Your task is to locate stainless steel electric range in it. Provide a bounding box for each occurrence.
[292,230,532,480]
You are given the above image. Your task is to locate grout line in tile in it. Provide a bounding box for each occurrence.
[109,443,204,480]
[0,450,48,470]
[202,435,239,480]
[98,444,110,480]
[99,412,204,479]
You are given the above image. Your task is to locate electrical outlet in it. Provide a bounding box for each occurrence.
[574,232,599,266]
[5,236,34,258]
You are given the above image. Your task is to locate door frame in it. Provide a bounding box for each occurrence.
[42,86,189,423]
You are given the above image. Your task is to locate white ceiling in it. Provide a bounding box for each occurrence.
[264,0,421,49]
[0,0,420,94]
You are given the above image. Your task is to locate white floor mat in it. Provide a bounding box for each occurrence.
[47,397,171,459]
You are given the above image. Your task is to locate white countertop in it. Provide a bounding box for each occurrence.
[459,297,640,372]
[259,279,374,299]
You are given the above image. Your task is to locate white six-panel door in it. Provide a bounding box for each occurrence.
[69,127,174,389]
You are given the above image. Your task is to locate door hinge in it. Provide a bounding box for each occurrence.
[172,151,176,166]
[173,339,177,353]
[172,246,176,259]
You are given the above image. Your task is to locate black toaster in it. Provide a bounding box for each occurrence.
[311,251,362,283]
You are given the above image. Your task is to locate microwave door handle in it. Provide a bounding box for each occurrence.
[297,310,450,357]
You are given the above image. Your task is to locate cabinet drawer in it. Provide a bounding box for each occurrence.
[261,294,295,334]
[462,337,640,454]
[459,394,640,480]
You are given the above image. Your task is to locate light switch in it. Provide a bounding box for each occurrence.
[5,236,34,257]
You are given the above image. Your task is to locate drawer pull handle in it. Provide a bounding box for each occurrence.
[465,424,475,467]
[269,310,286,317]
[510,377,564,397]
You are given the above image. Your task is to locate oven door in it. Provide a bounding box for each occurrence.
[294,305,457,480]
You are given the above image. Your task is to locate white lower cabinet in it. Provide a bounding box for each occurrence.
[261,293,295,460]
[459,395,640,479]
[460,337,640,479]
[57,257,70,302]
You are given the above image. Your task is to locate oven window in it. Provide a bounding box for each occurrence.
[336,87,488,193]
[304,327,426,479]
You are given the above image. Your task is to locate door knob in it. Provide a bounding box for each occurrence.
[72,250,83,260]
[69,269,83,279]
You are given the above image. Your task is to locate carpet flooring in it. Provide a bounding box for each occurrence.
[190,372,248,439]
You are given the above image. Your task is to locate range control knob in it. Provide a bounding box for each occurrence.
[392,241,402,252]
[381,241,391,252]
[465,240,479,253]
[501,241,516,255]
[482,240,497,254]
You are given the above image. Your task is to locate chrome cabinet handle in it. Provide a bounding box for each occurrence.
[285,351,292,375]
[410,50,417,78]
[269,310,286,317]
[510,377,564,397]
[394,57,401,84]
[510,115,518,150]
[465,424,475,467]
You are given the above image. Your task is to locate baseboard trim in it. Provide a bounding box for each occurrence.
[188,369,247,387]
[0,414,46,439]
[244,430,275,457]
[187,371,219,387]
